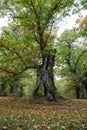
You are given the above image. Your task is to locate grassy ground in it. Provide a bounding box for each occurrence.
[0,97,87,130]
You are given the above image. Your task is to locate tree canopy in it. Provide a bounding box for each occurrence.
[0,0,74,76]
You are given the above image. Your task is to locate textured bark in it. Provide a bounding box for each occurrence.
[0,86,6,96]
[75,86,80,99]
[31,53,58,101]
[82,72,87,98]
[0,77,6,96]
[19,86,23,97]
[82,85,87,98]
[10,76,19,96]
[82,81,87,98]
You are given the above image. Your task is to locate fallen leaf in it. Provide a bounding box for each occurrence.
[69,126,74,130]
[16,127,23,130]
[2,126,8,130]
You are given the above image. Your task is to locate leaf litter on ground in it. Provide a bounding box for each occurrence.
[0,97,87,130]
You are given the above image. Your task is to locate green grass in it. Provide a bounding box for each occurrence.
[0,111,87,130]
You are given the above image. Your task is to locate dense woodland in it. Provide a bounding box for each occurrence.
[0,0,87,100]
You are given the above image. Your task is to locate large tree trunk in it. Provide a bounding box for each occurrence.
[31,53,58,101]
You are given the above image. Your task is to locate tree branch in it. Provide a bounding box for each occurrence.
[42,3,59,32]
[75,50,87,71]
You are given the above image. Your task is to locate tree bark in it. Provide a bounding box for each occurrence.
[82,72,87,98]
[0,77,6,96]
[75,86,80,99]
[10,76,19,96]
[31,52,58,101]
[82,81,87,98]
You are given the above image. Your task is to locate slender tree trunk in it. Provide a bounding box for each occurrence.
[19,85,23,97]
[82,81,87,98]
[0,77,6,96]
[75,86,80,99]
[31,53,58,101]
[81,72,87,98]
[10,76,19,96]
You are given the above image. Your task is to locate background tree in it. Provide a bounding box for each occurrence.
[77,0,87,97]
[56,29,87,98]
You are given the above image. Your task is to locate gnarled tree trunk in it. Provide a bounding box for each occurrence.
[31,52,58,101]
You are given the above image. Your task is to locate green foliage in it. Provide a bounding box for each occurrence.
[0,0,74,77]
[55,78,74,98]
[20,70,36,96]
[81,0,87,8]
[56,29,87,98]
[0,23,40,77]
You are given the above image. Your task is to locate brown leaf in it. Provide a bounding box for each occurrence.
[2,126,8,130]
[16,127,23,130]
[69,126,74,130]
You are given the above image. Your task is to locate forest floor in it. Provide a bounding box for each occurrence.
[0,97,87,130]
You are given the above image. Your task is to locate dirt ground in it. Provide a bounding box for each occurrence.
[0,97,87,112]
